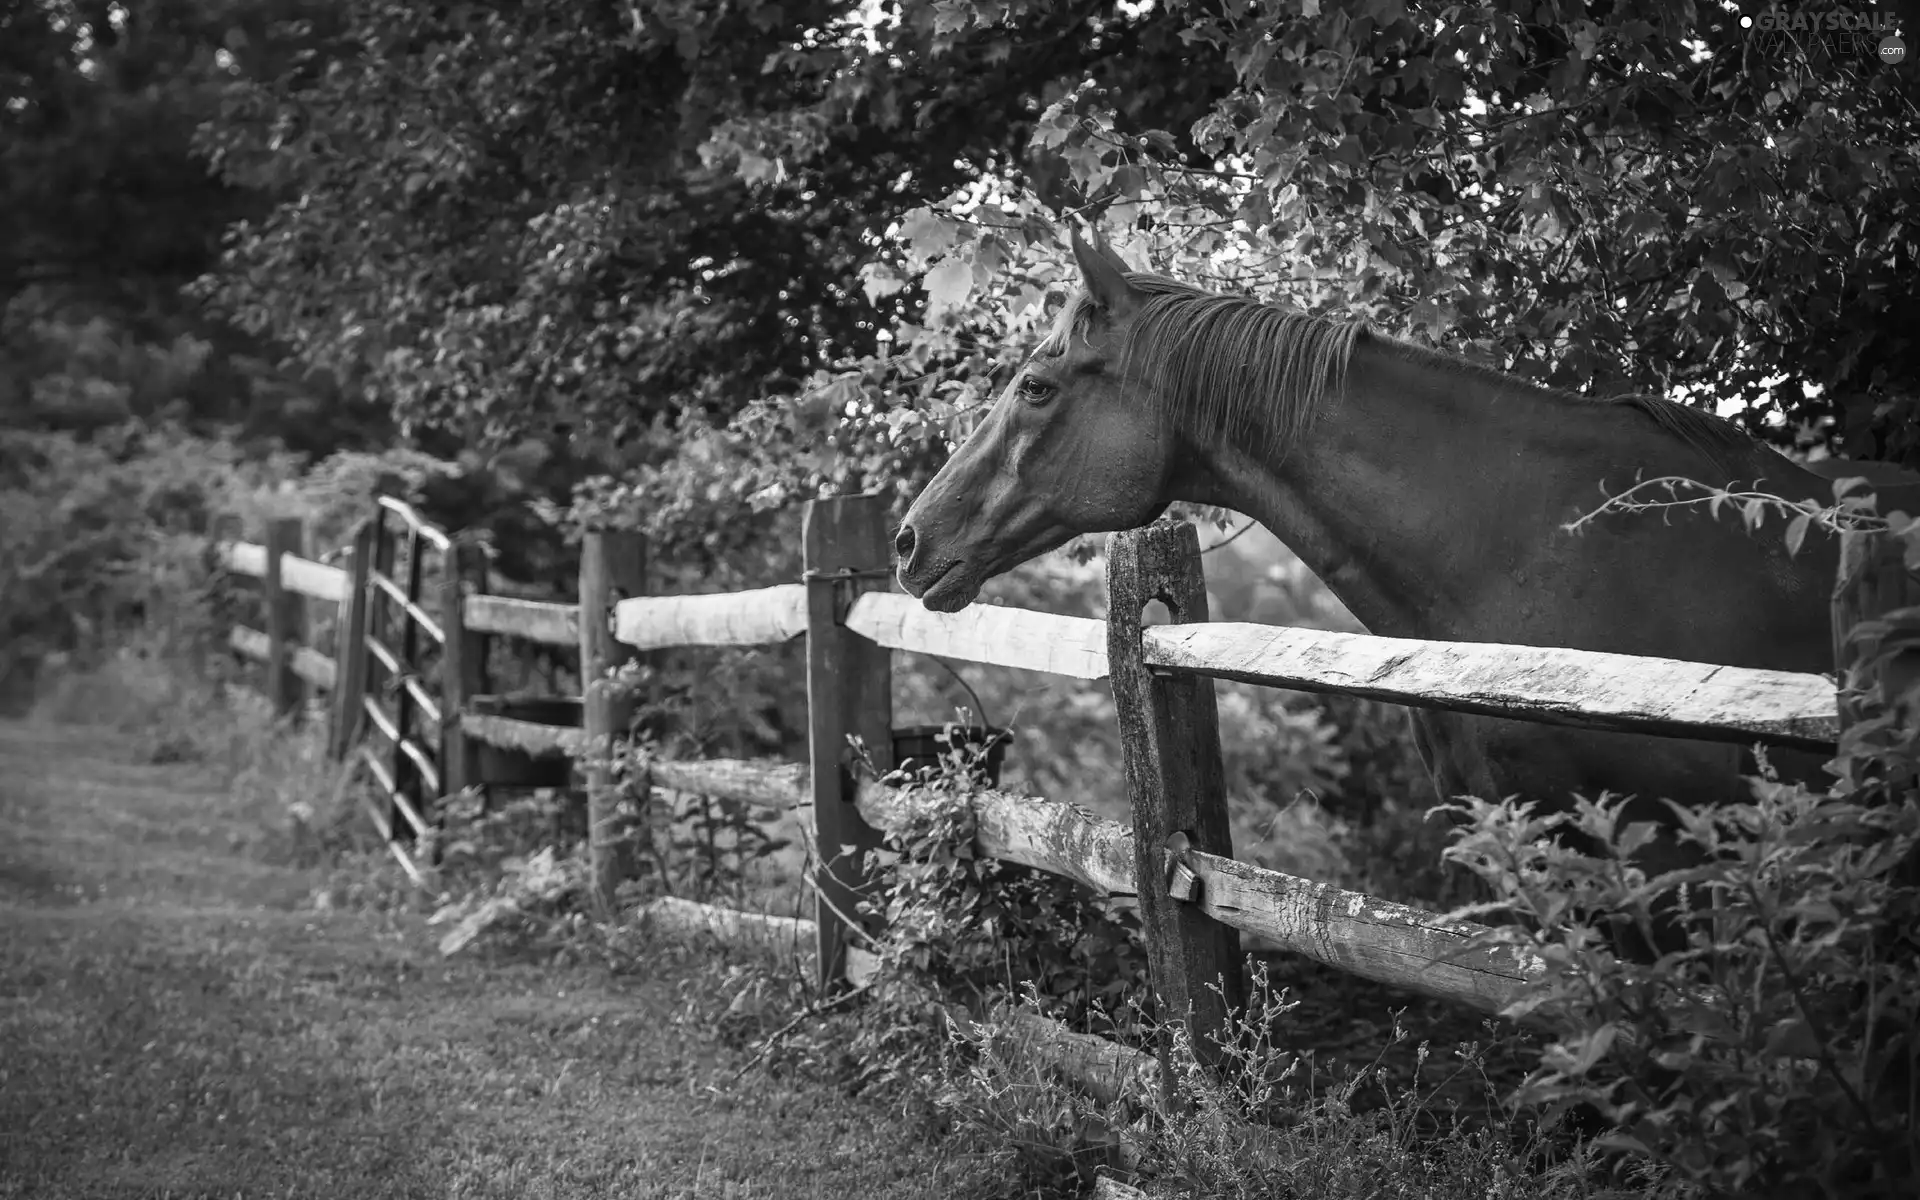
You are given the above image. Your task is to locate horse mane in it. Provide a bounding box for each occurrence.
[1039,273,1361,460]
[1038,272,1775,478]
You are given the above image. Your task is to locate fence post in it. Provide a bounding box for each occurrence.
[1829,524,1920,1140]
[579,529,650,915]
[439,535,489,802]
[803,495,893,992]
[1831,527,1920,792]
[1106,520,1244,1095]
[210,514,245,681]
[329,519,376,761]
[263,517,308,720]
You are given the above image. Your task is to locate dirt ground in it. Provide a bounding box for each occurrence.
[0,718,991,1200]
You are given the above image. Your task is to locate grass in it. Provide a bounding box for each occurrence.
[0,647,1655,1200]
[0,677,1019,1199]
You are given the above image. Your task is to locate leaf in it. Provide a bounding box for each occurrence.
[922,256,974,318]
[859,262,909,305]
[931,0,973,35]
[898,208,961,265]
[1764,1017,1823,1060]
[1564,1023,1620,1074]
[1831,476,1871,502]
[1785,511,1813,556]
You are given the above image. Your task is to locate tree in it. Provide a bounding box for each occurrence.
[1,0,390,448]
[184,0,1919,584]
[776,0,1919,470]
[187,2,1251,550]
[1,0,262,305]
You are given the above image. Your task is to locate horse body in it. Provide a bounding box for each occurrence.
[896,232,1919,827]
[1222,335,1843,824]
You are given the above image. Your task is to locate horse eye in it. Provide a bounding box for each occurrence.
[1017,376,1054,404]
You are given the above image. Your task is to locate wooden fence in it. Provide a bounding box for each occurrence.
[217,491,1879,1102]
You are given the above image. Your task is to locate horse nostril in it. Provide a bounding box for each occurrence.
[893,524,916,563]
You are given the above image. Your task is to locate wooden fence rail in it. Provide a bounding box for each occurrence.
[598,580,1843,745]
[213,492,1881,1109]
[613,584,809,650]
[464,595,580,646]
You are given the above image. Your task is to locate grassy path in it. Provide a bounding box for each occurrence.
[0,719,969,1200]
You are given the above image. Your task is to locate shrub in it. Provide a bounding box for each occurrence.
[1444,730,1919,1193]
[859,735,1150,1037]
[0,423,267,702]
[1431,479,1920,1197]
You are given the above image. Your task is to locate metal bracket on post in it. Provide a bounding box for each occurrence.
[801,566,895,623]
[1164,831,1202,904]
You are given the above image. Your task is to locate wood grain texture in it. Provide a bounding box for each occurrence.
[858,774,1545,1016]
[583,533,652,906]
[1831,528,1920,788]
[1107,522,1244,1085]
[580,531,649,915]
[612,585,808,650]
[853,778,1133,896]
[439,537,490,801]
[328,521,376,760]
[463,595,580,646]
[637,896,880,985]
[218,540,267,578]
[264,518,309,719]
[277,554,348,604]
[639,896,818,964]
[211,540,348,602]
[650,756,808,811]
[461,712,586,757]
[803,496,893,992]
[1143,622,1839,749]
[979,1008,1159,1109]
[289,646,337,691]
[228,626,271,662]
[846,592,1110,679]
[1184,850,1545,1014]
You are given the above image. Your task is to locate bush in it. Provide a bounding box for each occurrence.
[859,735,1151,1037]
[0,423,267,705]
[1444,748,1919,1191]
[1429,487,1920,1197]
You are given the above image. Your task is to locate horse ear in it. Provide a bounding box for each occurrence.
[1071,225,1136,313]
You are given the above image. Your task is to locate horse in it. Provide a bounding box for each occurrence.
[894,230,1920,878]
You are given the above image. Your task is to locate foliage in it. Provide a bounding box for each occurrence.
[428,843,591,957]
[0,421,281,700]
[1087,964,1634,1200]
[1443,678,1919,1193]
[835,0,1919,471]
[633,785,795,907]
[1567,472,1920,562]
[1428,470,1920,1195]
[189,0,1218,504]
[859,732,1151,1038]
[2,302,211,431]
[0,0,263,304]
[1445,780,1918,1197]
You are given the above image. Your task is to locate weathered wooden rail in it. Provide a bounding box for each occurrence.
[217,490,1878,1106]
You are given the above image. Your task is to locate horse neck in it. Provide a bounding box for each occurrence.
[1178,337,1732,644]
